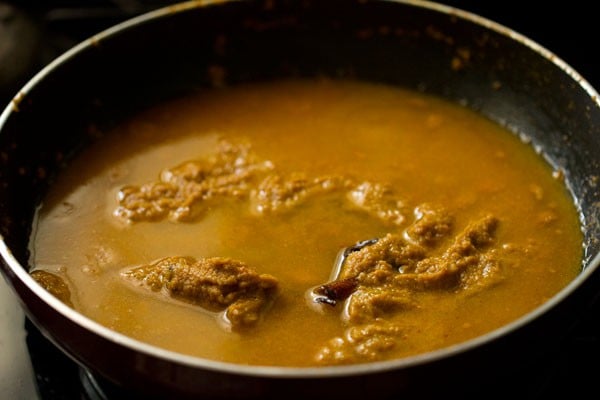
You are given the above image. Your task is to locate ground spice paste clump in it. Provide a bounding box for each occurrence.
[312,206,502,364]
[30,79,583,367]
[121,256,279,332]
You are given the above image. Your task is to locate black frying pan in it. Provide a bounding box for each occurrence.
[1,1,599,398]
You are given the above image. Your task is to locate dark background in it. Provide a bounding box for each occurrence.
[1,1,598,399]
[446,0,598,90]
[1,0,599,106]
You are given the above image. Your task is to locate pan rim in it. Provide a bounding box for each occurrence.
[1,0,599,379]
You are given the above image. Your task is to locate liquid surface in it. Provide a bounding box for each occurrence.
[31,79,583,366]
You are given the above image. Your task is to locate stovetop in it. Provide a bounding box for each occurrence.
[1,1,599,399]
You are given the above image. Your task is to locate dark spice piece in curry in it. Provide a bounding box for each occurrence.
[313,277,359,306]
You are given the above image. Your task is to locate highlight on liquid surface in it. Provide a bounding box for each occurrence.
[30,79,583,366]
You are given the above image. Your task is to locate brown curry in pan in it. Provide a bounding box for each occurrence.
[30,79,583,366]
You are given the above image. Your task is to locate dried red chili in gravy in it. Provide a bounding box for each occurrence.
[30,79,583,366]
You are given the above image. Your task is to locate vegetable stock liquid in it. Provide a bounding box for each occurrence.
[30,79,583,366]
